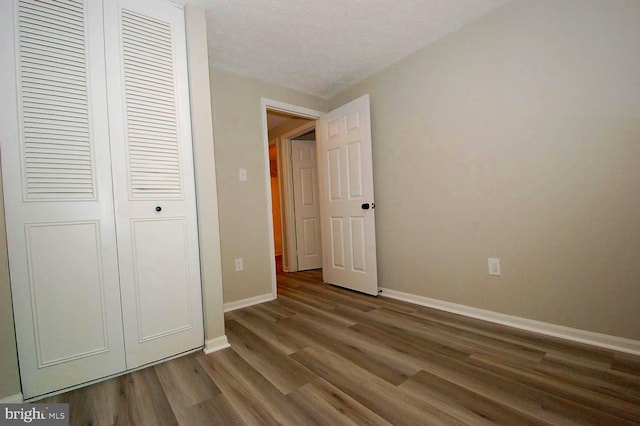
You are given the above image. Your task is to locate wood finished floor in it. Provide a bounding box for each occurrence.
[43,269,640,425]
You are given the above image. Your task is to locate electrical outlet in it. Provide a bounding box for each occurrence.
[239,168,247,181]
[234,258,244,272]
[488,258,501,276]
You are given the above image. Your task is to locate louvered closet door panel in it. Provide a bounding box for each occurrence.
[104,0,204,368]
[0,0,126,399]
[18,0,95,200]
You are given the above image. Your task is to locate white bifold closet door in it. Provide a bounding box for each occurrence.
[0,0,204,399]
[103,0,204,369]
[0,0,126,398]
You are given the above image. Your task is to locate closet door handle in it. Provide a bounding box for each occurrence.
[155,206,162,212]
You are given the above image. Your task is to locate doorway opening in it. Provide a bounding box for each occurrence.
[266,113,321,271]
[261,99,324,298]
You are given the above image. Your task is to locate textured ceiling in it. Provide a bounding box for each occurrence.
[191,0,510,99]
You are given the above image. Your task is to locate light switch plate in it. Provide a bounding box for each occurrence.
[239,168,247,181]
[488,258,501,276]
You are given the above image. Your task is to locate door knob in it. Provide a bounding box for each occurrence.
[362,203,375,210]
[155,206,162,212]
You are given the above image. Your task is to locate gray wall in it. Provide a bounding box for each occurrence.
[209,68,326,304]
[329,0,640,339]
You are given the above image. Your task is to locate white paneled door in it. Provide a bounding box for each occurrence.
[0,0,126,398]
[291,139,322,270]
[316,95,379,295]
[104,0,204,368]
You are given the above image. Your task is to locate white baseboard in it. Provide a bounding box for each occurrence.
[223,292,275,313]
[204,335,230,354]
[380,288,640,356]
[0,393,24,404]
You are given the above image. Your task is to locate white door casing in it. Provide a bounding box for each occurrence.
[104,0,204,368]
[0,0,126,398]
[291,139,322,270]
[316,95,378,295]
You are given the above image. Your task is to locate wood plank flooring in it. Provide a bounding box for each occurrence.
[43,269,640,425]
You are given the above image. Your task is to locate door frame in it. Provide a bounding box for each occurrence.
[260,99,323,298]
